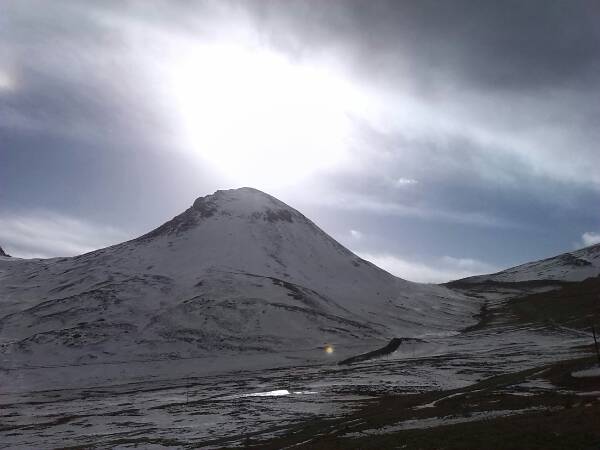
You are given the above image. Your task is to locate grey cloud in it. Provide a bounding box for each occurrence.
[581,232,600,247]
[0,211,129,258]
[0,1,180,145]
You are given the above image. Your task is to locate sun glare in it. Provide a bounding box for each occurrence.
[168,44,363,187]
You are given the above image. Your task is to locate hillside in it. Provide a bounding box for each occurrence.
[457,244,600,284]
[0,188,477,371]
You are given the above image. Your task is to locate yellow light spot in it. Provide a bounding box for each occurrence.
[324,345,334,354]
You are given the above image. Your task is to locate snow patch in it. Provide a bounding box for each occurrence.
[571,367,600,378]
[344,407,553,436]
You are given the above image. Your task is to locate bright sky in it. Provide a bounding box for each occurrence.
[1,1,600,282]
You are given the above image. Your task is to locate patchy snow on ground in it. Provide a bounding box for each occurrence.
[0,320,592,449]
[572,367,600,378]
[514,379,556,390]
[343,407,555,436]
[413,391,476,410]
[576,390,600,396]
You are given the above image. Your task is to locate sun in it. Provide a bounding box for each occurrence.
[167,44,363,187]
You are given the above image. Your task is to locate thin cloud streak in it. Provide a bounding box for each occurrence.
[316,194,523,229]
[0,212,130,258]
[359,252,498,284]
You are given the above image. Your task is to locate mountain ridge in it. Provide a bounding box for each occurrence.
[0,188,477,372]
[455,242,600,284]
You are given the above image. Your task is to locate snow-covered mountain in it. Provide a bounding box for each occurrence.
[457,243,600,284]
[0,188,477,368]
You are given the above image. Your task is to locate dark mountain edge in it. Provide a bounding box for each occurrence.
[0,246,10,257]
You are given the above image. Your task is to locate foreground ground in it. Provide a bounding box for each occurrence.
[1,281,600,449]
[242,355,600,449]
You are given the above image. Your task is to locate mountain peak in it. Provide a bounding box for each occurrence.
[0,245,10,257]
[213,186,269,197]
[191,187,296,220]
[136,187,303,242]
[194,187,281,206]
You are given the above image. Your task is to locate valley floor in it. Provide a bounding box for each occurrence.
[248,355,600,450]
[2,309,598,449]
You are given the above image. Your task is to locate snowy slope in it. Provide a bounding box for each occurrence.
[0,188,478,369]
[458,244,600,284]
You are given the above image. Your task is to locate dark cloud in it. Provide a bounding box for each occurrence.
[248,0,600,92]
[0,20,166,145]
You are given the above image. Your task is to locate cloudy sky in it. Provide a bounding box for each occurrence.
[1,0,599,282]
